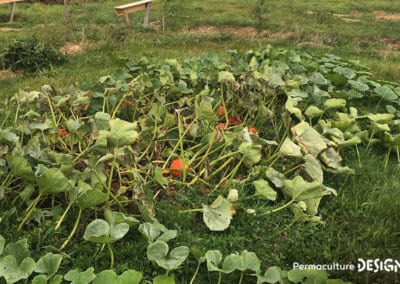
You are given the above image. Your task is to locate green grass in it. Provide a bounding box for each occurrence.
[1,1,400,283]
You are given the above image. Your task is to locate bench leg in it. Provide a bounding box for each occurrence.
[123,12,130,25]
[10,2,17,23]
[143,3,151,28]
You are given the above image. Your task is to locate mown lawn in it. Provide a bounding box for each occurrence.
[0,1,400,283]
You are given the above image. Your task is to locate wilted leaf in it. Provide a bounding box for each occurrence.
[282,176,322,201]
[202,196,233,231]
[292,122,327,157]
[253,179,277,201]
[265,167,285,188]
[238,142,262,167]
[107,119,139,148]
[280,138,302,157]
[303,155,323,183]
[218,71,236,83]
[305,106,324,118]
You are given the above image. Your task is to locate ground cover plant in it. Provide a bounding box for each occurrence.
[1,0,400,283]
[1,44,400,283]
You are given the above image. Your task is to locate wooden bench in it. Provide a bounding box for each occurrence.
[114,0,153,27]
[0,0,22,23]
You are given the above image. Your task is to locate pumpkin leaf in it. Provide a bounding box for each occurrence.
[202,196,233,231]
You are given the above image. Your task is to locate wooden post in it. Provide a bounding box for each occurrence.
[124,12,130,24]
[143,2,151,27]
[9,2,16,23]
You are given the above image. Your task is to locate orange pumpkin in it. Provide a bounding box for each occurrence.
[169,158,189,177]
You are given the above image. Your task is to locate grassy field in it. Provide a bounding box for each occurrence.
[1,1,400,283]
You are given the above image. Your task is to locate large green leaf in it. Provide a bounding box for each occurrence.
[288,269,328,283]
[374,85,397,101]
[34,253,62,277]
[202,196,233,231]
[147,241,189,272]
[195,100,218,122]
[0,130,19,144]
[139,222,168,243]
[32,275,47,284]
[0,255,35,284]
[205,250,223,272]
[4,239,30,265]
[64,267,96,284]
[257,266,282,284]
[77,182,108,209]
[6,156,35,182]
[93,270,119,284]
[37,168,73,195]
[94,112,110,131]
[153,275,175,284]
[119,270,143,284]
[83,219,129,244]
[104,210,140,227]
[0,235,5,255]
[92,269,142,284]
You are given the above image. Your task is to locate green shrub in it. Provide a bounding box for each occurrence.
[1,37,65,73]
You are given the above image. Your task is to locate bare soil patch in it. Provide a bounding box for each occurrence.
[0,27,21,31]
[60,42,84,55]
[333,13,361,23]
[0,69,17,80]
[373,11,400,21]
[186,25,259,37]
[184,25,298,42]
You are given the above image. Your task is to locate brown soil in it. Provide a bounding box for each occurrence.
[373,11,400,20]
[333,13,361,22]
[0,27,21,31]
[186,25,260,37]
[60,42,84,55]
[0,69,17,80]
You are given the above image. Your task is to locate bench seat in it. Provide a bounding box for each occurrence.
[114,0,153,26]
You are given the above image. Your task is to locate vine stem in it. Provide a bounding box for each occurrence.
[238,271,244,284]
[217,272,222,284]
[178,208,203,214]
[54,199,73,231]
[189,262,202,284]
[18,192,43,231]
[106,148,118,208]
[258,199,295,216]
[108,244,115,268]
[60,208,82,250]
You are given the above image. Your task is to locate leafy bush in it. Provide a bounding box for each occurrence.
[1,37,65,73]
